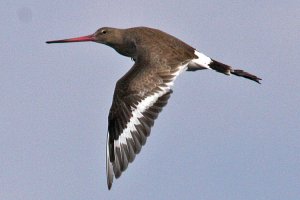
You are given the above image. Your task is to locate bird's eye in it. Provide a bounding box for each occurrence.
[101,30,107,34]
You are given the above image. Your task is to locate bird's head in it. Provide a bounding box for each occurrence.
[46,27,123,46]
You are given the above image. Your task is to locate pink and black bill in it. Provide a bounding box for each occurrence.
[46,34,95,44]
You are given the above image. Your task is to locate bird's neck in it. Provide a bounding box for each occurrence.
[107,39,136,58]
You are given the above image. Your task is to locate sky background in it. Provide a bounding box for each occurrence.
[1,1,300,200]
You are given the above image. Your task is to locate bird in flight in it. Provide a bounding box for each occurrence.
[46,26,261,189]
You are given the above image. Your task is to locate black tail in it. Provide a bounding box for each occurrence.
[231,69,261,84]
[209,59,261,84]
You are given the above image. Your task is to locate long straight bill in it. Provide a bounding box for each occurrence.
[46,34,95,44]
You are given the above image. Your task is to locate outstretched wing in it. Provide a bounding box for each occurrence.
[106,61,187,189]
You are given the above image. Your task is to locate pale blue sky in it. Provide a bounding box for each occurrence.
[1,1,299,200]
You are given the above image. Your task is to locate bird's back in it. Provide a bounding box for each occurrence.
[125,27,197,68]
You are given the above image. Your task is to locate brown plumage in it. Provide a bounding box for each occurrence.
[46,26,261,190]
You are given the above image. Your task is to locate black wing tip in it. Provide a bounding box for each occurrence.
[108,183,112,190]
[106,169,114,190]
